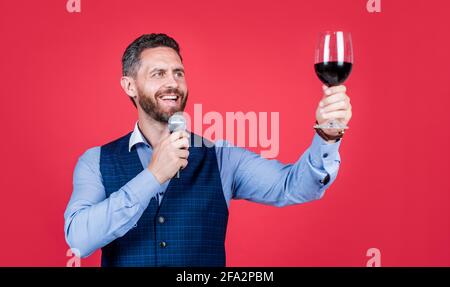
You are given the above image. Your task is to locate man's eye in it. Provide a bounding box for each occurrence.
[153,71,164,77]
[175,72,184,77]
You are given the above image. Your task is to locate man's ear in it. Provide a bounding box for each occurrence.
[120,76,137,99]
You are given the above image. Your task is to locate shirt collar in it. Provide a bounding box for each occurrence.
[128,121,150,152]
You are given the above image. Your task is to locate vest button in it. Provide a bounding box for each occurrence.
[158,216,165,224]
[159,241,167,248]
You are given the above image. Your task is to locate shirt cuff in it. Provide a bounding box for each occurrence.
[309,133,342,169]
[308,133,342,191]
[122,168,166,210]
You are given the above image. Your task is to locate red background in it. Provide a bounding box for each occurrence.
[0,0,449,266]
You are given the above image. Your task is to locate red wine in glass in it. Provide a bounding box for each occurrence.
[315,61,352,86]
[314,31,353,130]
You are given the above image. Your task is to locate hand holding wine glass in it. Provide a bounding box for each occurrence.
[314,31,353,132]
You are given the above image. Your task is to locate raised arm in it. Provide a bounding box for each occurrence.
[216,133,341,207]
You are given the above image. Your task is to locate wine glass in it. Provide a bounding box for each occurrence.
[314,31,353,130]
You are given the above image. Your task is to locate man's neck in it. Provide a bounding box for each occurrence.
[137,112,169,148]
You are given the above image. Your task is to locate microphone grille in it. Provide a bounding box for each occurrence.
[168,113,186,132]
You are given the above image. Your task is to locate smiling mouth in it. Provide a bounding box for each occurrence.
[159,94,179,100]
[158,94,181,106]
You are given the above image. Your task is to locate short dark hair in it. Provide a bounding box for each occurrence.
[122,33,182,107]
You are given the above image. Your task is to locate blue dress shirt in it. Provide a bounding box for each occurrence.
[64,122,341,257]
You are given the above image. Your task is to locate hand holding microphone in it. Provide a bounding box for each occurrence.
[147,113,189,183]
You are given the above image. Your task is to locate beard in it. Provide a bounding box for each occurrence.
[137,86,188,123]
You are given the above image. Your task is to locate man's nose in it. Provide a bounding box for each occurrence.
[164,73,179,89]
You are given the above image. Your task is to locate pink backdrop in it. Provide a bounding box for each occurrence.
[0,0,449,266]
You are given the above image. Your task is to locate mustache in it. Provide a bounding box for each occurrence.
[155,88,184,98]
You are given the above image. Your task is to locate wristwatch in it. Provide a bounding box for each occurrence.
[314,121,345,142]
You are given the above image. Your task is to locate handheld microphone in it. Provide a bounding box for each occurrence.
[168,113,187,179]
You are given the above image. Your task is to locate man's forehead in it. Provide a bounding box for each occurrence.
[140,47,183,68]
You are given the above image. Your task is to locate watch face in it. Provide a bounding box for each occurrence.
[315,127,344,141]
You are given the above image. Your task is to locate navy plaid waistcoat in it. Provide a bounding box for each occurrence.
[99,132,229,267]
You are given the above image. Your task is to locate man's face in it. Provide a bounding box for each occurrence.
[134,47,188,122]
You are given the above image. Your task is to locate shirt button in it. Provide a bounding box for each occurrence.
[159,241,167,248]
[320,174,330,185]
[158,216,165,224]
[323,153,329,158]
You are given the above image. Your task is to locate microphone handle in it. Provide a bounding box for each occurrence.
[170,128,184,179]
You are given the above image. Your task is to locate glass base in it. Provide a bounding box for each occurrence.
[314,119,348,130]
